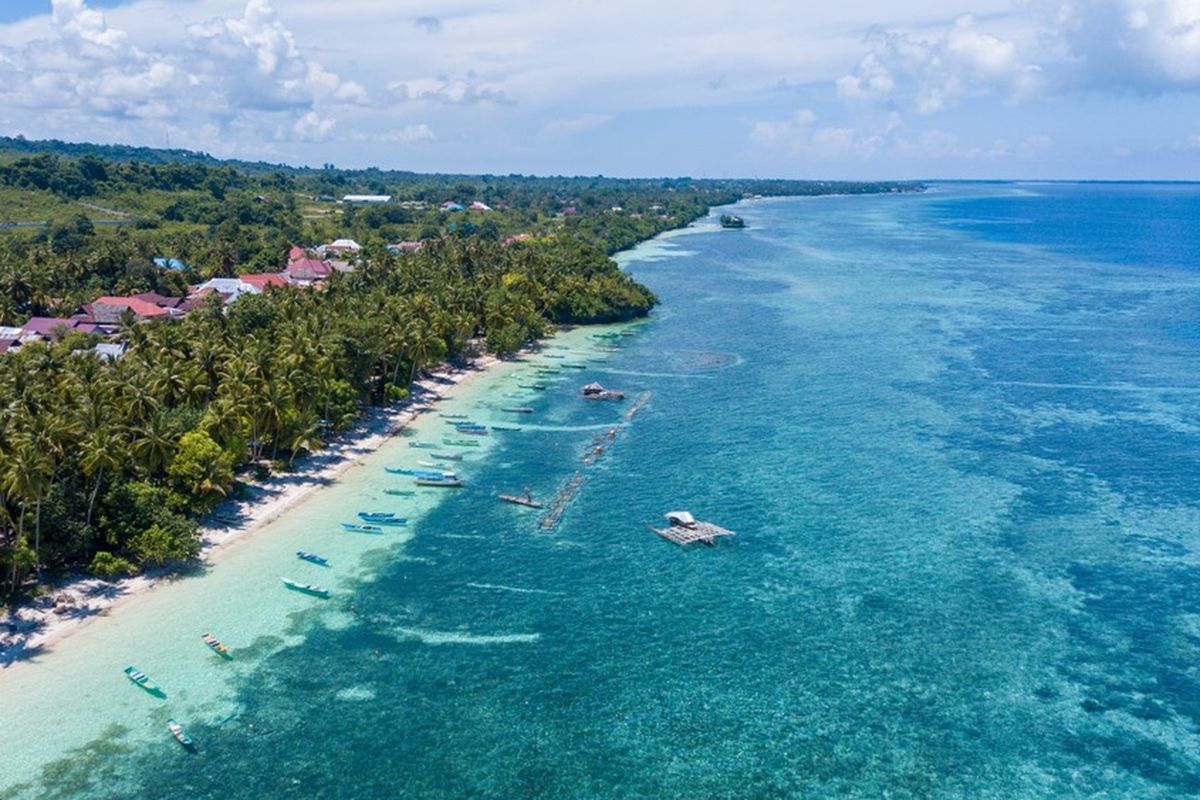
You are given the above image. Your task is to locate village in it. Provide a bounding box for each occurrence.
[0,195,541,358]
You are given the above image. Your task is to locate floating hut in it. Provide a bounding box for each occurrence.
[650,511,735,547]
[581,381,625,400]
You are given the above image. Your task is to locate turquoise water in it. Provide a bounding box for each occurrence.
[8,183,1200,798]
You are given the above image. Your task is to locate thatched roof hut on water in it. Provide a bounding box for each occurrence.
[581,382,625,400]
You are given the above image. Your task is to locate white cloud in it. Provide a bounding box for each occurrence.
[381,124,436,143]
[750,109,889,159]
[837,15,1042,113]
[539,113,611,139]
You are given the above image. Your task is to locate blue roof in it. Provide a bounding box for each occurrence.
[153,257,189,271]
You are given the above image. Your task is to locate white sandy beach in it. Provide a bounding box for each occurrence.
[0,352,500,667]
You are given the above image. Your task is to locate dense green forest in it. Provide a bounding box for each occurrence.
[0,136,922,599]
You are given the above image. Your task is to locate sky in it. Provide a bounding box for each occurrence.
[0,1,1198,179]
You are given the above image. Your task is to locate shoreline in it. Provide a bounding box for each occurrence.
[0,351,502,668]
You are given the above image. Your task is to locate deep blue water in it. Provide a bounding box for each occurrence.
[18,183,1200,798]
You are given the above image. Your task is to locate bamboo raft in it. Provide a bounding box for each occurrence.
[538,472,586,530]
[650,512,735,547]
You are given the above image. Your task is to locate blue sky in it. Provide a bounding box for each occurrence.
[0,0,1197,180]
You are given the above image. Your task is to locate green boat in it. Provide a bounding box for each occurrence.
[442,439,480,447]
[281,577,330,597]
[384,488,416,496]
[124,666,165,696]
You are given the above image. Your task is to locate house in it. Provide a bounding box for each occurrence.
[468,201,492,211]
[287,245,308,262]
[153,257,189,271]
[502,233,533,246]
[387,241,424,254]
[342,194,392,204]
[21,316,97,343]
[239,273,290,293]
[94,343,127,361]
[88,296,171,325]
[321,238,362,255]
[440,201,464,212]
[283,258,332,285]
[191,274,286,305]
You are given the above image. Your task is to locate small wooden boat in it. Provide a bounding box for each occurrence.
[444,419,481,426]
[297,550,330,565]
[367,517,407,526]
[416,477,464,487]
[438,413,469,419]
[501,407,534,414]
[442,439,480,447]
[455,427,489,436]
[167,719,194,751]
[499,493,543,508]
[384,488,416,496]
[491,425,522,432]
[543,354,564,359]
[418,460,451,468]
[387,467,456,477]
[407,441,438,449]
[562,364,587,370]
[341,522,386,534]
[124,666,165,696]
[619,329,637,336]
[591,332,620,340]
[358,511,398,521]
[201,632,231,658]
[281,577,330,597]
[518,383,547,391]
[430,452,463,461]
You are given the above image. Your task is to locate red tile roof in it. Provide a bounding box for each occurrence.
[239,273,290,291]
[93,296,169,318]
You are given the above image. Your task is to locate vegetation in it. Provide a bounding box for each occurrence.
[0,136,923,597]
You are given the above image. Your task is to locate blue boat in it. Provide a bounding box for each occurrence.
[385,467,456,479]
[491,425,522,432]
[358,511,398,521]
[359,516,407,526]
[407,441,438,449]
[296,550,329,566]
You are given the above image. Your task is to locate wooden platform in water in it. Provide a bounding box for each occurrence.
[651,521,736,547]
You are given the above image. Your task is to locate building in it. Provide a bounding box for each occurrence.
[387,241,424,254]
[440,201,464,212]
[468,201,492,211]
[321,238,362,255]
[88,296,172,325]
[342,194,393,204]
[283,258,332,286]
[153,257,189,271]
[191,274,288,305]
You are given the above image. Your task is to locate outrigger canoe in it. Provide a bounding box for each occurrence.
[297,550,330,565]
[518,384,547,391]
[384,488,417,496]
[438,413,469,419]
[407,441,438,449]
[358,511,399,521]
[341,522,386,534]
[501,407,535,414]
[491,425,522,432]
[415,477,464,487]
[441,439,480,447]
[167,719,195,751]
[499,494,543,508]
[124,666,165,696]
[429,452,463,461]
[201,632,231,658]
[454,427,488,436]
[281,577,330,597]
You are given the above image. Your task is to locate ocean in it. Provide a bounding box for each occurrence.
[4,182,1200,798]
